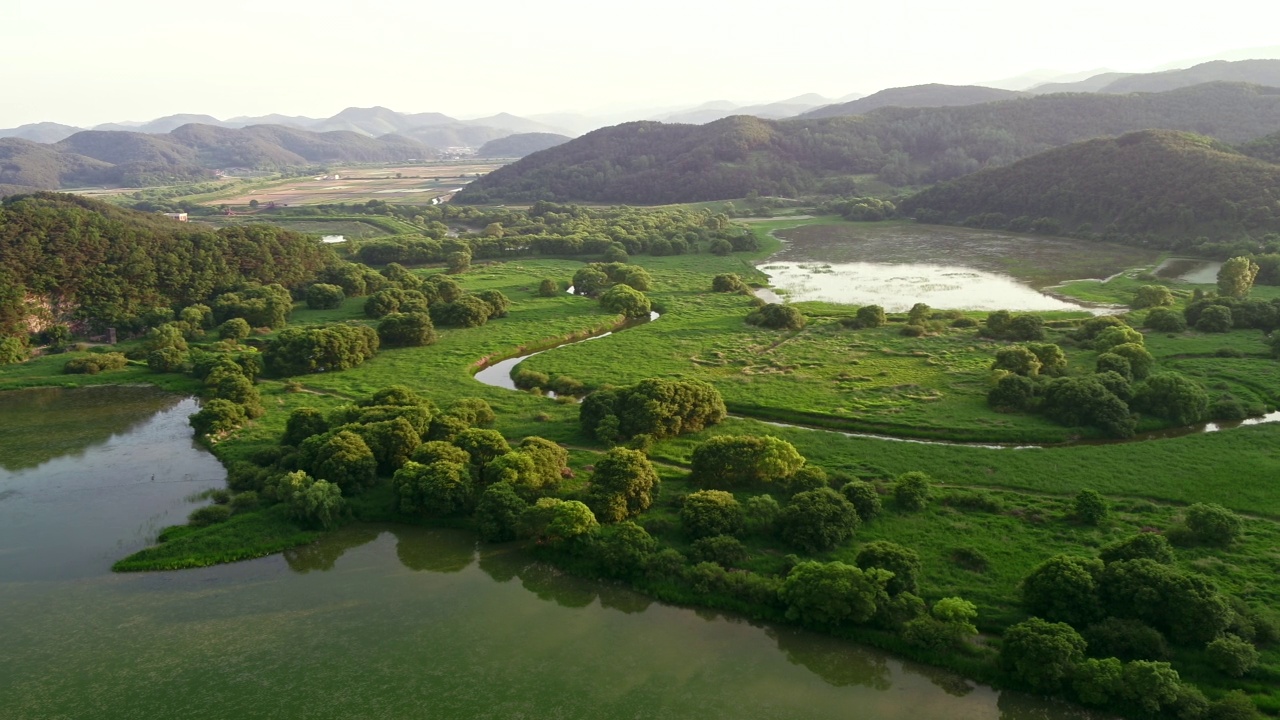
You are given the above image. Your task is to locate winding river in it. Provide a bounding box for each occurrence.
[0,386,1102,719]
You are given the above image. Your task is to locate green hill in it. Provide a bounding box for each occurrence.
[898,130,1280,243]
[0,138,114,192]
[476,132,572,158]
[459,82,1280,204]
[1240,130,1280,164]
[0,192,334,335]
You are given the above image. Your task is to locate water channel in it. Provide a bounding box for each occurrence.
[0,386,1103,719]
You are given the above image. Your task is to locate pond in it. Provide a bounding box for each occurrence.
[0,386,1103,719]
[1153,257,1222,284]
[760,223,1160,312]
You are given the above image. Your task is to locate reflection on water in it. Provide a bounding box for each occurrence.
[1153,257,1222,284]
[0,388,1102,720]
[760,261,1089,312]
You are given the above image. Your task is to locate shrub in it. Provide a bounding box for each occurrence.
[689,535,749,568]
[1074,489,1108,525]
[1134,373,1210,425]
[1099,533,1174,565]
[1184,503,1243,546]
[746,303,806,330]
[64,352,129,374]
[188,504,232,527]
[537,278,560,297]
[147,347,187,373]
[856,541,921,595]
[690,434,806,488]
[600,284,652,319]
[1206,635,1259,677]
[0,336,29,365]
[777,488,859,552]
[1143,308,1186,333]
[1133,285,1174,309]
[189,398,246,436]
[1083,618,1169,661]
[854,304,886,329]
[377,312,437,347]
[306,283,346,310]
[279,470,346,530]
[900,324,926,337]
[1196,305,1233,333]
[474,482,528,542]
[893,471,931,511]
[681,490,744,539]
[999,618,1086,692]
[712,273,747,293]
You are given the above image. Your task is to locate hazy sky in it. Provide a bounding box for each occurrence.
[3,0,1279,127]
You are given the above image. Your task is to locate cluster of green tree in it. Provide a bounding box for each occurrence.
[199,388,509,530]
[817,196,899,221]
[987,316,1222,437]
[0,124,440,191]
[900,130,1280,249]
[579,378,727,445]
[350,202,756,268]
[457,83,1280,204]
[265,324,380,377]
[0,193,333,338]
[359,264,511,330]
[1003,507,1272,718]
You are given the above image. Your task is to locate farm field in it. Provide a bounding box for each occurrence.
[207,161,506,206]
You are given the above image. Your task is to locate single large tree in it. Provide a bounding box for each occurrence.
[1218,256,1260,299]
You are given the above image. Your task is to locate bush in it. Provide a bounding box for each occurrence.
[1134,373,1209,425]
[279,470,346,530]
[188,504,232,527]
[216,317,252,341]
[306,283,346,310]
[712,273,747,293]
[474,482,528,542]
[777,488,859,552]
[893,471,931,511]
[1196,305,1234,333]
[1184,503,1243,546]
[689,434,806,488]
[147,347,187,373]
[900,324,926,337]
[856,541,921,595]
[0,336,29,365]
[1206,634,1259,677]
[1133,285,1174,309]
[839,480,882,521]
[854,304,886,329]
[680,490,744,539]
[689,535,749,568]
[599,284,652,319]
[1143,308,1187,333]
[1000,618,1086,692]
[1083,618,1169,661]
[64,352,129,374]
[377,312,437,347]
[537,278,560,297]
[1074,489,1108,525]
[1099,533,1174,565]
[432,295,492,328]
[746,303,806,330]
[189,398,246,436]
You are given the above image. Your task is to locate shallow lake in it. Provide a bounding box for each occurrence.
[761,224,1159,312]
[0,387,1102,719]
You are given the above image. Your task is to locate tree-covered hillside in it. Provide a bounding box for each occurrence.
[0,193,334,335]
[477,132,572,158]
[459,83,1280,204]
[899,130,1280,244]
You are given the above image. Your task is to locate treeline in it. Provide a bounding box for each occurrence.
[900,130,1280,251]
[347,201,756,266]
[458,82,1280,204]
[0,193,333,337]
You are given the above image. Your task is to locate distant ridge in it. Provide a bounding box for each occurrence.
[801,84,1023,119]
[899,129,1280,241]
[476,133,572,158]
[460,82,1280,205]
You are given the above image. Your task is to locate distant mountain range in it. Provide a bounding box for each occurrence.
[476,133,573,158]
[1023,58,1280,95]
[458,81,1280,205]
[0,124,440,193]
[802,85,1022,119]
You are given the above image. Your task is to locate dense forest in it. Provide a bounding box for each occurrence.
[458,82,1280,204]
[0,124,439,193]
[898,130,1280,245]
[0,193,334,335]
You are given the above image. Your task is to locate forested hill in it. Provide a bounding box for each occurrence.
[801,84,1023,118]
[0,193,334,335]
[898,130,1280,242]
[476,132,572,158]
[457,82,1280,204]
[1240,130,1280,164]
[0,124,439,193]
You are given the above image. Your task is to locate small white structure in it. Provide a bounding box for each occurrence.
[162,212,189,222]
